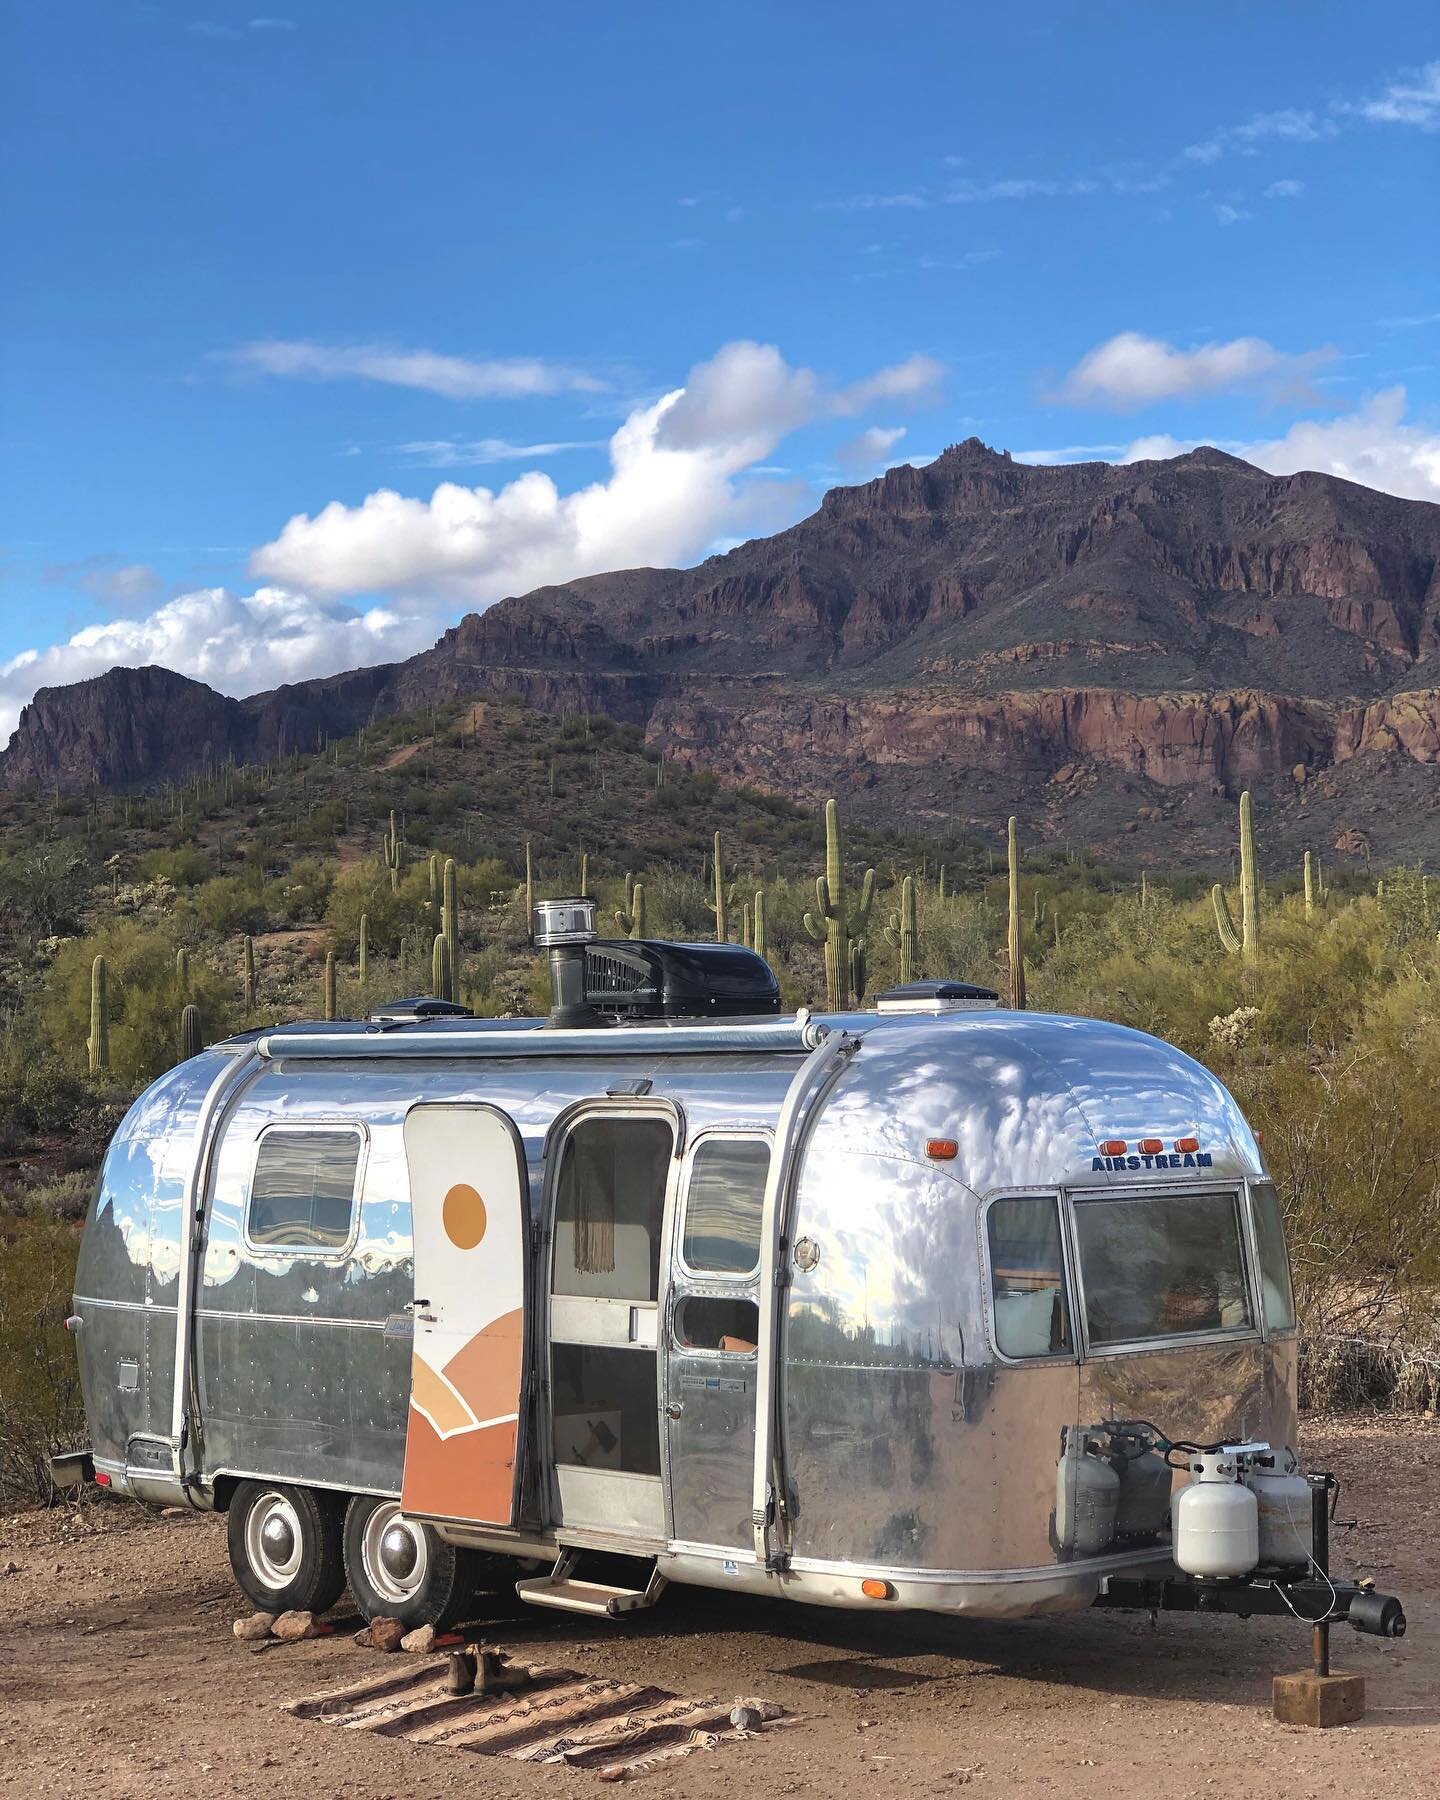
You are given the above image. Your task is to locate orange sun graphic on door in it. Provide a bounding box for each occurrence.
[401,1110,526,1527]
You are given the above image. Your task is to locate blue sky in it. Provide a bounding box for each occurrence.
[1,2,1436,736]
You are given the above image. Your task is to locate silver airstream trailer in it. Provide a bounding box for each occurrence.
[59,900,1405,1653]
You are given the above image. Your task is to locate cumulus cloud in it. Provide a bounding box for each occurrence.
[1354,59,1440,131]
[0,588,435,744]
[1119,388,1440,503]
[253,341,945,602]
[1211,203,1254,226]
[1184,107,1338,163]
[837,426,907,471]
[44,557,164,607]
[1264,178,1304,198]
[222,339,605,399]
[1055,330,1334,409]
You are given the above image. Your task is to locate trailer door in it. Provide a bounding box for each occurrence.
[401,1104,528,1527]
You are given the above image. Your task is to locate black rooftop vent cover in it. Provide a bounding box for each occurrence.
[584,939,780,1020]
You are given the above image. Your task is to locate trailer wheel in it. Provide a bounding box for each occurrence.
[226,1481,346,1615]
[342,1495,474,1630]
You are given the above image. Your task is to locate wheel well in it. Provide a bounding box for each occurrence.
[211,1475,239,1514]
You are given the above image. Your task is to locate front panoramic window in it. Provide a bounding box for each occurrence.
[987,1195,1072,1358]
[247,1127,361,1250]
[681,1136,770,1275]
[1074,1189,1253,1347]
[1250,1180,1297,1332]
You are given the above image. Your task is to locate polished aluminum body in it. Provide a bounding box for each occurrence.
[70,1005,1293,1620]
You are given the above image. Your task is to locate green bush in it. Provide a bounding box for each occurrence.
[0,1213,85,1504]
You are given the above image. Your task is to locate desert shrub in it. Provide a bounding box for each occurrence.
[137,845,211,888]
[0,847,92,936]
[44,921,236,1083]
[325,863,426,958]
[277,856,334,923]
[0,1213,85,1504]
[187,873,269,936]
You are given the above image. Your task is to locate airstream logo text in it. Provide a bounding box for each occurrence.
[1091,1151,1213,1172]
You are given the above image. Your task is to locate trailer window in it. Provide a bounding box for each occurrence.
[675,1295,759,1354]
[987,1196,1072,1358]
[247,1128,361,1251]
[1250,1181,1296,1331]
[681,1136,770,1275]
[1074,1190,1253,1347]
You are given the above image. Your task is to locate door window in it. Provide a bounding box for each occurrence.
[680,1136,770,1276]
[552,1115,672,1299]
[675,1294,759,1354]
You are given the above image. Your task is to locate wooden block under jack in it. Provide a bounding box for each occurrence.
[1272,1671,1366,1728]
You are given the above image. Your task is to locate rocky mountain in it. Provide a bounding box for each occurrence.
[7,439,1440,863]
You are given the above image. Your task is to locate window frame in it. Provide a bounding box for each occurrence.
[1063,1180,1263,1358]
[979,1188,1079,1367]
[675,1127,774,1284]
[242,1120,368,1260]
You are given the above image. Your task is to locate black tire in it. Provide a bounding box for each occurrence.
[342,1494,475,1630]
[226,1481,346,1615]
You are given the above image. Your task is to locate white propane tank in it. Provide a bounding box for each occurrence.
[1173,1449,1260,1578]
[1055,1429,1121,1557]
[1244,1450,1313,1567]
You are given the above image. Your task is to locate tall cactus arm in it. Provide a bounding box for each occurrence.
[1212,884,1243,955]
[853,866,876,933]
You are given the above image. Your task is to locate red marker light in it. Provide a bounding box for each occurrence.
[1175,1136,1200,1154]
[94,1472,111,1487]
[1100,1139,1127,1156]
[926,1138,958,1161]
[1139,1138,1164,1155]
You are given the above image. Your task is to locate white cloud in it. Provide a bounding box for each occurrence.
[1056,330,1334,409]
[1012,443,1127,466]
[253,341,935,603]
[1354,59,1440,131]
[1120,388,1440,503]
[44,557,164,606]
[0,588,434,745]
[1264,178,1304,198]
[222,339,605,399]
[834,353,945,414]
[837,426,907,471]
[395,437,604,468]
[1212,203,1254,226]
[1186,107,1337,163]
[946,176,1098,203]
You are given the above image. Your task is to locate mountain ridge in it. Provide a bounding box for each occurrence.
[7,439,1440,862]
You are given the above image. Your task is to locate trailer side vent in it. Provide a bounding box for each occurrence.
[875,980,1000,1015]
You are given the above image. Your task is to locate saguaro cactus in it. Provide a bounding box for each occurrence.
[384,809,402,893]
[615,875,647,939]
[428,852,440,907]
[88,955,109,1075]
[802,799,876,1010]
[708,830,736,943]
[323,951,337,1020]
[752,890,768,965]
[179,1003,202,1062]
[357,914,369,987]
[1303,850,1316,920]
[579,849,589,896]
[242,935,257,1012]
[175,947,190,993]
[885,875,918,984]
[432,932,451,1000]
[442,857,459,1002]
[524,837,534,935]
[1213,790,1261,962]
[1007,817,1027,1011]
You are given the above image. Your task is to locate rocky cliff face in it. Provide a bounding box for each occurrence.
[6,440,1440,861]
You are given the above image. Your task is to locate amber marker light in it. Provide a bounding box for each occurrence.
[926,1138,958,1160]
[860,1578,893,1600]
[1100,1139,1127,1156]
[1175,1136,1200,1154]
[1139,1138,1164,1155]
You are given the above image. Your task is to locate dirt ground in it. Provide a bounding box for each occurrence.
[2,1414,1435,1799]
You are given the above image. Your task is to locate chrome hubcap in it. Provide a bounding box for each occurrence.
[245,1491,303,1590]
[362,1503,427,1604]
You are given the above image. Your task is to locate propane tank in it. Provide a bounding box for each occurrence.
[1055,1428,1121,1558]
[1244,1449,1313,1568]
[1110,1433,1173,1541]
[1173,1449,1259,1578]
